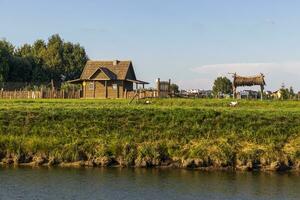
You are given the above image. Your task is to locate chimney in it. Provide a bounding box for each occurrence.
[113,60,119,66]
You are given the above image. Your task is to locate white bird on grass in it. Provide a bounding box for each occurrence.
[229,101,238,107]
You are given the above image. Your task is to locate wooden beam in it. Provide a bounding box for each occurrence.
[93,81,95,98]
[157,78,160,97]
[122,81,124,98]
[232,84,236,99]
[260,85,264,100]
[82,81,86,99]
[168,79,171,94]
[105,80,107,98]
[117,84,119,98]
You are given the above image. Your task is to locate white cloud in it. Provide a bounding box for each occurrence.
[185,62,300,91]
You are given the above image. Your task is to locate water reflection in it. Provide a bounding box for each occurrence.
[0,167,299,200]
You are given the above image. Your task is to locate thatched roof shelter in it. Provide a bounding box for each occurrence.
[231,73,266,100]
[233,73,266,87]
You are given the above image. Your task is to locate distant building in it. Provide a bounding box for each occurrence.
[180,89,212,98]
[200,90,213,98]
[186,89,201,94]
[237,90,260,99]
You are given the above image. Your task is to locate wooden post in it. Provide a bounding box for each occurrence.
[232,85,236,99]
[157,78,160,98]
[105,80,107,98]
[40,87,43,99]
[168,79,171,94]
[72,84,75,98]
[122,81,124,98]
[117,84,119,98]
[232,73,236,99]
[82,81,86,99]
[260,85,264,100]
[93,81,95,98]
[51,79,55,98]
[51,79,54,91]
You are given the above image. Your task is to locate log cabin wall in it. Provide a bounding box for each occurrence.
[124,81,134,91]
[84,80,127,98]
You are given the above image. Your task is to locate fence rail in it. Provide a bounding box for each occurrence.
[0,90,81,99]
[0,89,169,100]
[125,90,159,99]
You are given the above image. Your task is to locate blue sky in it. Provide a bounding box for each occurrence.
[1,0,300,90]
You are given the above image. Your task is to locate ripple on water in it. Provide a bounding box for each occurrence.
[0,167,299,200]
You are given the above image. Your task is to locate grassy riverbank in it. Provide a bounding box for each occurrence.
[0,99,299,171]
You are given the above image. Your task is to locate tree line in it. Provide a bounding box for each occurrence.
[0,34,88,88]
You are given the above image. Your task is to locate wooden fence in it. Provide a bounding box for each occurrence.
[0,89,168,100]
[125,90,159,99]
[0,90,81,99]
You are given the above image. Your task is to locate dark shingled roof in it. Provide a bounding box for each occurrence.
[88,67,117,80]
[80,60,136,80]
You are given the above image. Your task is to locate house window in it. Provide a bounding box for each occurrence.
[112,84,118,90]
[88,82,94,90]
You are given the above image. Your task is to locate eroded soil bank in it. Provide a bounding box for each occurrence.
[1,153,299,172]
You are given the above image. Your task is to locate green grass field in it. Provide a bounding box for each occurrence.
[0,98,299,170]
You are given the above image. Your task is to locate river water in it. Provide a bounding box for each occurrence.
[0,167,299,200]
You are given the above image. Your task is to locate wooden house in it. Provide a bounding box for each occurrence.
[69,60,148,98]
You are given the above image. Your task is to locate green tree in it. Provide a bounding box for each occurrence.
[289,86,295,99]
[43,34,88,85]
[170,83,179,93]
[15,43,47,83]
[212,77,233,98]
[31,40,48,82]
[0,40,14,82]
[6,34,88,86]
[62,42,88,81]
[8,57,32,82]
[44,34,64,84]
[279,84,289,100]
[15,44,32,57]
[280,88,289,100]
